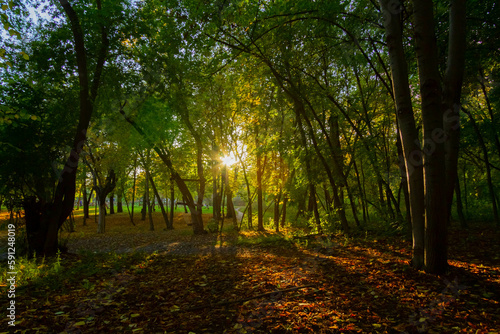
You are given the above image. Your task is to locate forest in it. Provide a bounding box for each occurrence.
[0,0,499,333]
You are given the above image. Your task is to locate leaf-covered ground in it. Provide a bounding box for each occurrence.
[2,212,500,333]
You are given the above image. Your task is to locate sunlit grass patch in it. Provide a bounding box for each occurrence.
[235,231,293,248]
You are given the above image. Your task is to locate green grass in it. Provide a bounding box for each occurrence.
[1,250,151,296]
[72,204,214,218]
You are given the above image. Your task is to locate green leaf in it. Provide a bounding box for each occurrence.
[74,321,86,326]
[21,51,29,60]
[1,4,8,10]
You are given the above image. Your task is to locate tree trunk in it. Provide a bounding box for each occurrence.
[256,127,264,231]
[170,180,175,227]
[380,0,426,269]
[24,0,108,256]
[443,0,467,226]
[76,190,81,210]
[397,132,412,236]
[412,0,448,274]
[454,176,467,228]
[149,173,171,229]
[274,191,281,232]
[281,195,288,228]
[130,160,137,224]
[97,201,106,233]
[82,183,89,224]
[117,192,123,213]
[146,169,154,231]
[141,191,147,221]
[226,168,238,230]
[353,159,367,225]
[109,192,114,214]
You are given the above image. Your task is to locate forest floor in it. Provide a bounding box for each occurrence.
[1,211,499,333]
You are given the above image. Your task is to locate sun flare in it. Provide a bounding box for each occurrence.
[221,155,237,166]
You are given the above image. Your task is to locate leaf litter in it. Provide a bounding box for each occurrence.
[5,214,500,333]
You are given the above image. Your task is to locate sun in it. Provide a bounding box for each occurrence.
[221,155,237,166]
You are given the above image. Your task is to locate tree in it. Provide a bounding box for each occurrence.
[380,0,466,273]
[22,0,111,255]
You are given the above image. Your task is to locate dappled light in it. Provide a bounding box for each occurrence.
[1,0,499,332]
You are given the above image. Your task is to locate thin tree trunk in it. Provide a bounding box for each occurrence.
[281,194,288,228]
[478,68,500,161]
[296,104,349,232]
[380,0,426,269]
[149,173,170,229]
[454,176,467,228]
[82,183,89,225]
[123,192,136,226]
[170,180,175,227]
[353,159,367,225]
[109,192,114,214]
[130,160,137,224]
[464,108,499,225]
[256,126,264,231]
[146,169,154,231]
[141,191,147,221]
[274,191,281,232]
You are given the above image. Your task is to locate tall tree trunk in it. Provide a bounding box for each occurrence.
[256,126,264,231]
[412,0,449,274]
[442,0,467,227]
[380,0,426,269]
[24,0,109,256]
